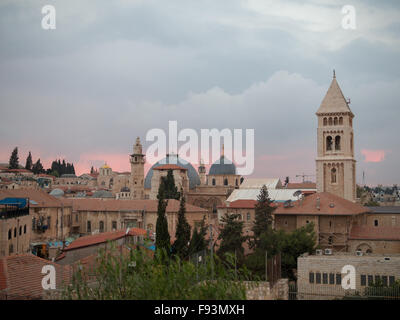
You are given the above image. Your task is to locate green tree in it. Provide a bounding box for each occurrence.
[188,216,209,255]
[251,185,276,249]
[25,151,33,171]
[155,182,170,258]
[172,192,191,259]
[32,159,45,174]
[8,147,19,169]
[159,169,180,200]
[217,213,246,264]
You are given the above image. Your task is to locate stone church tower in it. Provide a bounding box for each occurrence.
[316,72,356,202]
[130,137,145,199]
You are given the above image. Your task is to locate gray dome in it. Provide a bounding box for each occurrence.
[92,190,114,198]
[49,188,64,197]
[144,155,200,190]
[209,156,236,175]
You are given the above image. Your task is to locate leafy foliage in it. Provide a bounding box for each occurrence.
[62,246,251,300]
[159,169,180,200]
[188,216,209,256]
[32,159,45,174]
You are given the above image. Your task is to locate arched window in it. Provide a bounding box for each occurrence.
[14,228,16,238]
[8,229,11,240]
[335,136,341,150]
[328,236,333,245]
[350,134,353,152]
[235,179,238,186]
[212,178,216,186]
[224,178,228,186]
[24,225,27,234]
[328,117,333,125]
[323,118,327,126]
[326,136,333,151]
[247,212,251,221]
[334,117,338,125]
[99,221,104,232]
[331,168,337,183]
[19,226,22,236]
[212,203,217,213]
[339,117,343,125]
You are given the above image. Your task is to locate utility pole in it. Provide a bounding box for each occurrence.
[210,224,214,280]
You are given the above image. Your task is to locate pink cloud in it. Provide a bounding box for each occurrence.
[361,149,386,163]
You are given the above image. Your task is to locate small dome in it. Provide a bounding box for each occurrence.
[101,163,111,169]
[49,188,64,197]
[92,190,114,198]
[209,156,236,175]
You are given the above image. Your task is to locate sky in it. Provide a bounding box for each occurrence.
[0,0,399,186]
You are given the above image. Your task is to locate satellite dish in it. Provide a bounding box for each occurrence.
[293,190,302,198]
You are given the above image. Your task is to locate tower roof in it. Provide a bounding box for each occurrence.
[317,75,353,115]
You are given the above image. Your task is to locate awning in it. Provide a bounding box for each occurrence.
[0,197,27,209]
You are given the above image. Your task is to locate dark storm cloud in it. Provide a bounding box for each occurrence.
[0,0,399,184]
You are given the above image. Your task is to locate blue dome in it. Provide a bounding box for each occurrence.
[209,156,236,175]
[144,155,200,190]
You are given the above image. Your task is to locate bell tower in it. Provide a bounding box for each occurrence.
[130,137,145,199]
[316,71,356,202]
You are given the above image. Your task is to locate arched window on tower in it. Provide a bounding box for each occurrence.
[339,117,343,125]
[323,118,327,126]
[328,117,333,126]
[334,117,338,125]
[212,178,216,186]
[335,136,341,150]
[331,168,337,183]
[350,134,353,152]
[326,136,333,151]
[224,178,228,186]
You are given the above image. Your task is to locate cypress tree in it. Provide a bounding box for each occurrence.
[160,169,180,200]
[217,213,246,262]
[172,192,191,259]
[32,159,44,174]
[155,181,170,258]
[251,184,276,249]
[25,151,33,171]
[188,216,208,255]
[9,147,19,169]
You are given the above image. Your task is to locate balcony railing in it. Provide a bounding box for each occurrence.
[0,207,29,220]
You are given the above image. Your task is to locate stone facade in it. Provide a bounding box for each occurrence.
[297,253,400,300]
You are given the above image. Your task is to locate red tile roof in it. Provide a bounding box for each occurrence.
[219,199,258,209]
[64,228,147,251]
[349,226,400,241]
[0,254,71,300]
[153,164,187,171]
[274,192,369,216]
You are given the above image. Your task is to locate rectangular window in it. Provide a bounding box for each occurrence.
[382,276,388,287]
[336,273,341,285]
[389,276,395,286]
[361,275,366,286]
[323,273,328,284]
[87,221,91,233]
[112,221,117,230]
[375,275,381,284]
[316,273,321,284]
[329,273,335,285]
[368,275,373,286]
[309,272,315,284]
[47,216,51,229]
[75,213,78,222]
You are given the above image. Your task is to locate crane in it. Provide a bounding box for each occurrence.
[295,173,315,183]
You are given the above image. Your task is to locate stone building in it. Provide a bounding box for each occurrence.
[297,252,400,300]
[316,72,356,202]
[0,199,31,257]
